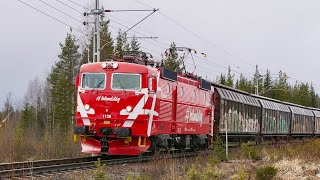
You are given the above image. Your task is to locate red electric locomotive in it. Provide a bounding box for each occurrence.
[74,54,213,155]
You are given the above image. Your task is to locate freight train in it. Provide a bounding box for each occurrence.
[73,53,320,155]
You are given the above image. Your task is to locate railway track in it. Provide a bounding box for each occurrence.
[0,151,210,179]
[0,139,306,179]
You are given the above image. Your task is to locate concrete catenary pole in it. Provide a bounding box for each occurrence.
[93,0,101,62]
[255,65,259,95]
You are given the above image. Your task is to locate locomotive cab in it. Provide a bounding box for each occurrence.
[74,60,159,155]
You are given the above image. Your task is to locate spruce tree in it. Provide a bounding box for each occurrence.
[82,19,114,63]
[263,69,272,97]
[291,81,300,104]
[122,32,130,52]
[298,83,311,106]
[115,29,125,58]
[310,83,318,108]
[218,74,226,85]
[16,102,35,138]
[100,19,114,61]
[272,71,290,101]
[130,34,140,52]
[3,93,14,117]
[163,42,183,72]
[48,33,80,133]
[238,74,248,92]
[226,66,234,87]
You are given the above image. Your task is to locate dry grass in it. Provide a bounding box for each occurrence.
[0,118,83,163]
[274,159,320,180]
[263,139,320,161]
[37,139,320,179]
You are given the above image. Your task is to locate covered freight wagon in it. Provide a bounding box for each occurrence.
[214,87,260,135]
[310,108,320,135]
[289,105,314,135]
[258,99,290,135]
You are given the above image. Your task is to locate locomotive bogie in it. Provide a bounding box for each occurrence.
[150,134,209,153]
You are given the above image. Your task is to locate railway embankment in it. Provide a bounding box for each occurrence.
[25,138,320,179]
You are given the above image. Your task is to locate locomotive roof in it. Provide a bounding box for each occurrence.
[80,62,155,73]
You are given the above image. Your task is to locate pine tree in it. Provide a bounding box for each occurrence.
[48,33,80,133]
[163,42,183,72]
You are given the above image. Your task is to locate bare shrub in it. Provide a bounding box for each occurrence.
[241,142,262,161]
[256,165,277,180]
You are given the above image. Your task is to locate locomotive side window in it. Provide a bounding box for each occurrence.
[82,73,106,90]
[179,86,184,97]
[112,73,141,91]
[165,83,170,94]
[192,89,196,100]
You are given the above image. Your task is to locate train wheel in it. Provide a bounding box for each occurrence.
[165,147,171,154]
[180,147,185,153]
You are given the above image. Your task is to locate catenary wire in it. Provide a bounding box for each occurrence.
[17,0,86,36]
[37,0,83,24]
[135,0,257,69]
[56,0,83,14]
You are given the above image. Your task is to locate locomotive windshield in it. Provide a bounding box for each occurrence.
[112,73,141,91]
[82,73,106,90]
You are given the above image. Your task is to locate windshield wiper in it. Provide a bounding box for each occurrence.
[91,80,104,92]
[117,78,127,94]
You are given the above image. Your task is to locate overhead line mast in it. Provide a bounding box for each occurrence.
[83,0,102,62]
[84,1,158,63]
[93,0,101,62]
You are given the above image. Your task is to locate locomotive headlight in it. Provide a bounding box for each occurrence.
[84,104,90,111]
[101,62,107,69]
[126,106,133,112]
[112,62,119,69]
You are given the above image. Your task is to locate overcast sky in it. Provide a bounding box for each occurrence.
[1,0,320,108]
